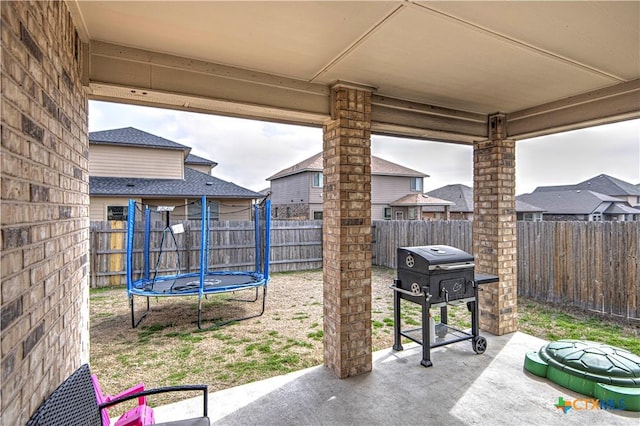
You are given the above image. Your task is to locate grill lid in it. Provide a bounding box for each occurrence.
[398,245,474,269]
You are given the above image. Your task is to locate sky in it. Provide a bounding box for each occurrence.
[89,100,640,195]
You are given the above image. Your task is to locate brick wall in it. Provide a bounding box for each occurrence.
[322,85,373,378]
[272,202,309,220]
[1,1,89,423]
[473,114,518,335]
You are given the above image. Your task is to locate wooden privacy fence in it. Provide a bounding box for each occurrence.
[90,220,639,320]
[90,220,323,287]
[517,221,639,320]
[371,220,473,268]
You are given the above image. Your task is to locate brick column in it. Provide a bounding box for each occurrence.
[1,1,89,423]
[473,114,518,335]
[322,84,372,378]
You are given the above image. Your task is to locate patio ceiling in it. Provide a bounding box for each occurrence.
[69,1,639,143]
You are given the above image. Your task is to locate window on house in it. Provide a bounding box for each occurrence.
[384,207,392,220]
[274,207,279,218]
[591,213,602,222]
[107,206,128,221]
[395,211,404,220]
[408,207,416,220]
[523,212,543,222]
[410,177,422,192]
[286,207,291,218]
[188,199,220,220]
[313,211,323,220]
[312,172,323,188]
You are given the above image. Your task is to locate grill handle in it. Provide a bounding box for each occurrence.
[389,284,432,301]
[434,263,474,271]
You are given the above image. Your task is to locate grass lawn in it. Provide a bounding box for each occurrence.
[90,267,639,409]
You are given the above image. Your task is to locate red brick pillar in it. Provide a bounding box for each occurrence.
[473,114,518,335]
[322,84,372,378]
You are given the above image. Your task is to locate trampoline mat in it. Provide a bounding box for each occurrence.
[139,273,262,293]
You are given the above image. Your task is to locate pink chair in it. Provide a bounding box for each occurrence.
[91,374,155,426]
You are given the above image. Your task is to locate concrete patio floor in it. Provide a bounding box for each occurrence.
[154,332,639,425]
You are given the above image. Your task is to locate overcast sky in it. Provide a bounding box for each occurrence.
[89,100,639,195]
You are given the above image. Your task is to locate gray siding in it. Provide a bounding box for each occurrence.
[371,175,414,204]
[309,175,323,204]
[270,173,309,203]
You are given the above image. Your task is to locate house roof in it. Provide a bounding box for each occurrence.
[390,193,453,207]
[574,174,640,196]
[533,174,640,197]
[424,184,473,212]
[515,200,546,213]
[422,184,545,213]
[517,190,623,215]
[185,153,217,167]
[89,127,188,151]
[605,203,640,215]
[266,152,427,180]
[90,167,262,199]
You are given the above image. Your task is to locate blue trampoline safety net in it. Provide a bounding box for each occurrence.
[125,196,271,297]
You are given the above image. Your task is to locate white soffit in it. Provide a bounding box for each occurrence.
[70,1,640,139]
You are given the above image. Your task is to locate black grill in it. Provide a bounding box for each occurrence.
[391,245,498,367]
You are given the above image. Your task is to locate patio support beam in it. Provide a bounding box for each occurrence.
[322,83,373,378]
[87,41,331,126]
[87,41,493,144]
[507,79,640,140]
[473,114,518,335]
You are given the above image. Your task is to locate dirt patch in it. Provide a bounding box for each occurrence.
[90,267,410,407]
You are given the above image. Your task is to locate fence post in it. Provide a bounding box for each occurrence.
[109,220,124,286]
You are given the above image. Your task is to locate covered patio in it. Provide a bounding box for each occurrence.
[155,333,639,425]
[1,1,638,423]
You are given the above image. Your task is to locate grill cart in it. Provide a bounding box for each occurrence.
[390,245,498,367]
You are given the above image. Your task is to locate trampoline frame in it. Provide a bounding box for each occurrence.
[126,195,271,329]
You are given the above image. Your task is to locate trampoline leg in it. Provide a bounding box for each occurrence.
[197,285,268,330]
[228,287,259,303]
[131,295,150,328]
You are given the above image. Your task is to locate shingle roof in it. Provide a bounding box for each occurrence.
[515,200,546,213]
[517,190,622,214]
[422,184,545,213]
[425,184,473,212]
[90,167,262,199]
[574,174,640,196]
[266,152,428,180]
[533,174,640,196]
[605,203,640,215]
[185,153,217,167]
[89,127,188,151]
[390,193,453,207]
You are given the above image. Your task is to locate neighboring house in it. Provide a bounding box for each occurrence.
[422,184,545,221]
[516,200,545,221]
[89,127,262,221]
[390,193,453,221]
[266,153,430,220]
[184,153,217,175]
[423,184,474,220]
[517,190,640,221]
[535,174,640,208]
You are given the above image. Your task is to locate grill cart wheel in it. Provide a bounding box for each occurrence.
[472,336,487,354]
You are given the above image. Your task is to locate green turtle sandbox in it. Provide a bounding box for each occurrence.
[524,339,640,411]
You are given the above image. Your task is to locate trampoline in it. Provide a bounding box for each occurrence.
[126,195,271,329]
